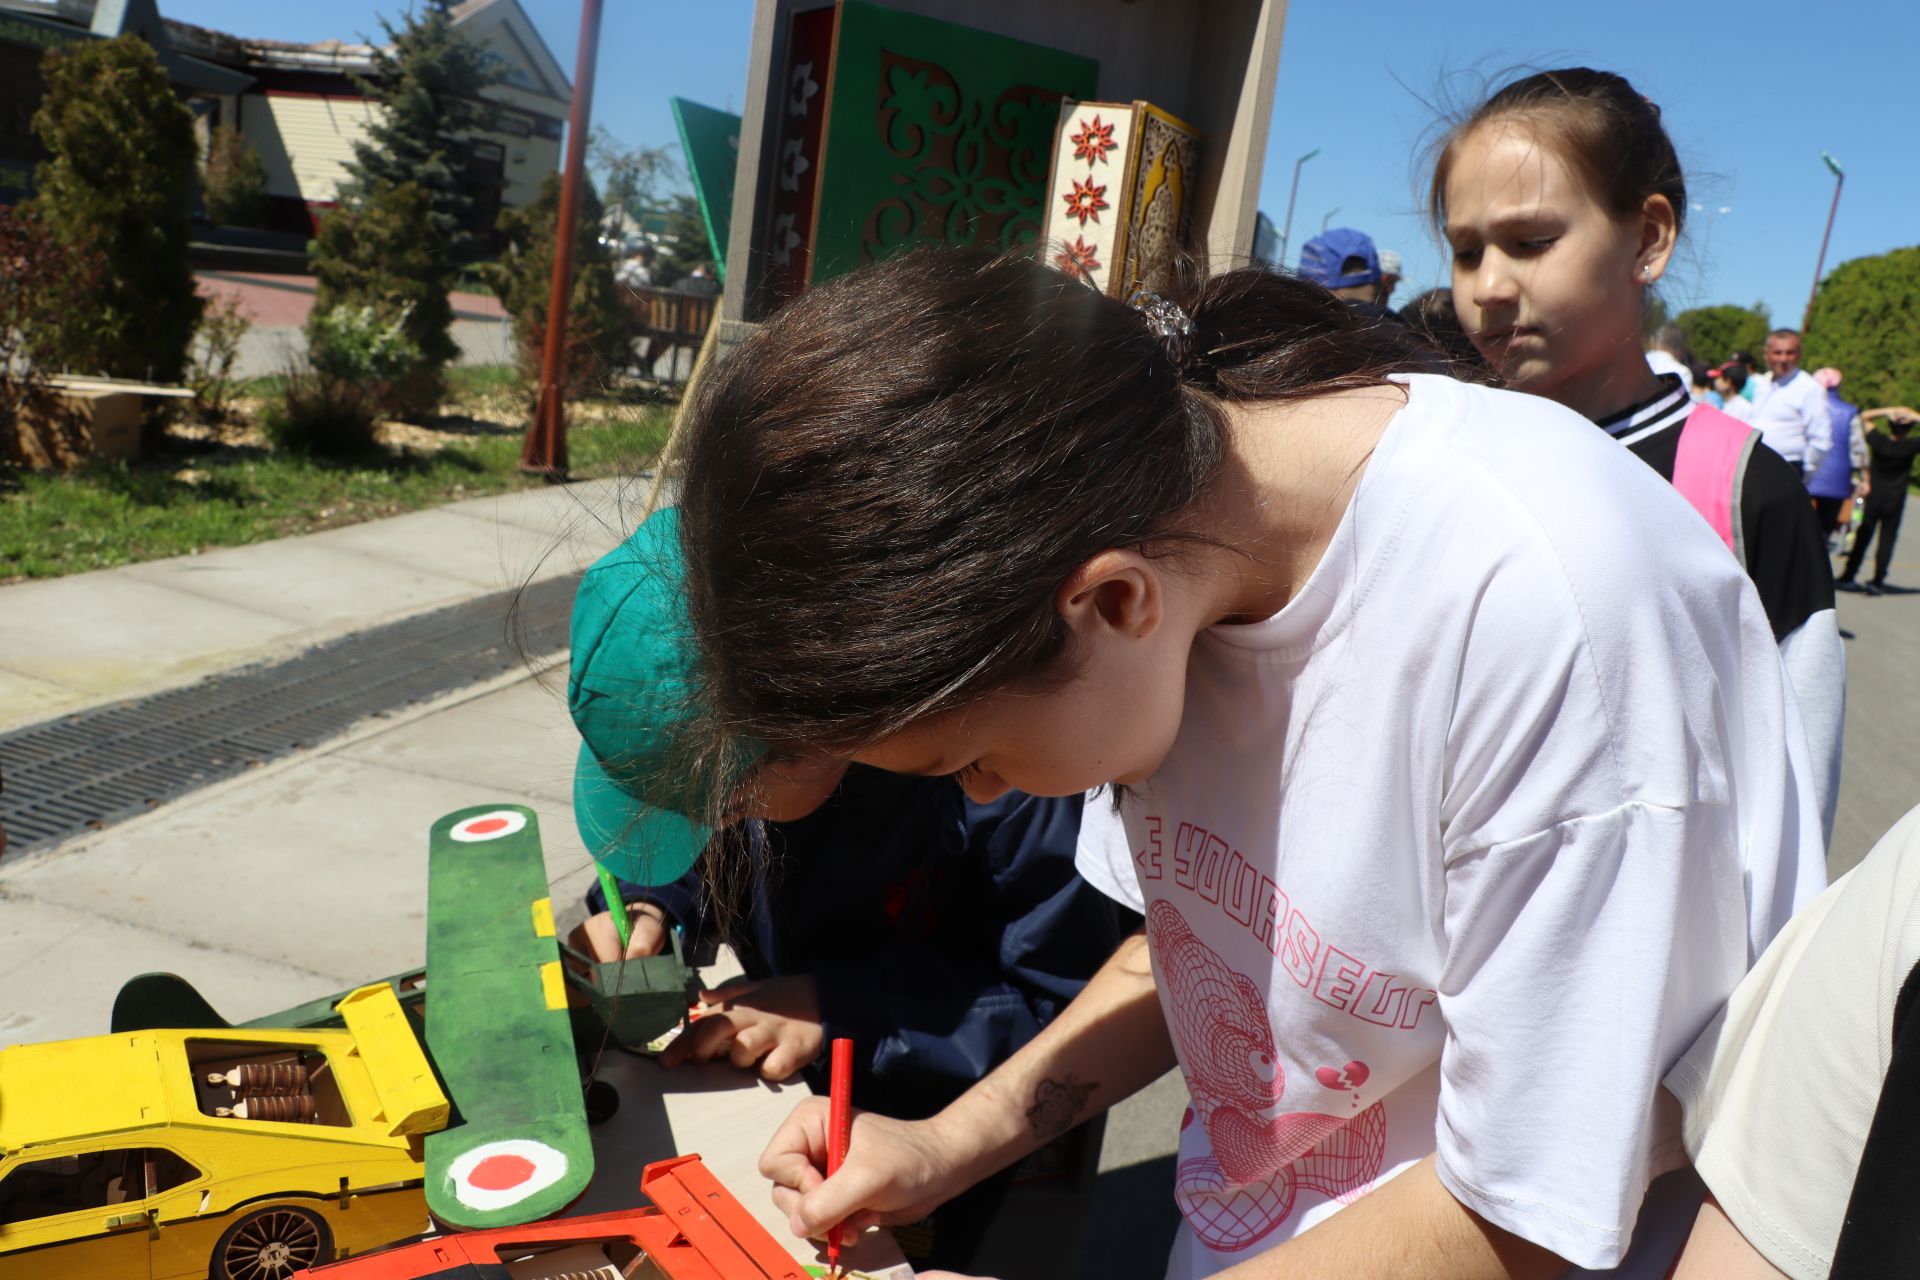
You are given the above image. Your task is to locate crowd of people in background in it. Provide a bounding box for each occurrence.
[1292,223,1916,598]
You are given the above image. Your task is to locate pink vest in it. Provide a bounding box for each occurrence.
[1671,403,1759,567]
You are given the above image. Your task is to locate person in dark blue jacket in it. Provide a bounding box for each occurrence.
[587,768,1111,1125]
[566,506,1124,1268]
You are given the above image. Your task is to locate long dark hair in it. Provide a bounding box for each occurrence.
[676,249,1438,762]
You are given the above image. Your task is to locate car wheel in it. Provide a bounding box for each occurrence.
[210,1204,334,1279]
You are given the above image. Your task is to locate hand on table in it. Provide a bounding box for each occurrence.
[568,902,670,962]
[659,975,823,1082]
[759,1099,974,1243]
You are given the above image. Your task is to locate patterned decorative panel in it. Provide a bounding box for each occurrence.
[1118,104,1201,296]
[805,1,1098,286]
[1039,99,1200,298]
[758,4,837,313]
[1038,103,1136,295]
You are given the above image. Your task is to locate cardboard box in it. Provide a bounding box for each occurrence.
[5,378,190,471]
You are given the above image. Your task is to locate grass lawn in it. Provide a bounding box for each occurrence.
[0,368,675,582]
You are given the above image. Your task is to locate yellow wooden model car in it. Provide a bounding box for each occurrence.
[0,985,445,1279]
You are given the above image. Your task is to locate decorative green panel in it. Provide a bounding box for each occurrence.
[808,1,1097,284]
[671,96,742,284]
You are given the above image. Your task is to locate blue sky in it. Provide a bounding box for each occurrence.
[168,0,1917,328]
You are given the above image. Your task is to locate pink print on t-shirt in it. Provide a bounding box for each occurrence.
[1136,818,1440,1034]
[1150,900,1387,1252]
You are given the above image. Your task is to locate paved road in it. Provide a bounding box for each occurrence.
[196,268,518,380]
[1828,490,1920,877]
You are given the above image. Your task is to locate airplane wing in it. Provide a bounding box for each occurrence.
[423,805,594,1230]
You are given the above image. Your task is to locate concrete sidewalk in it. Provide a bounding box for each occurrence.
[0,476,671,1043]
[0,476,650,735]
[0,657,598,1048]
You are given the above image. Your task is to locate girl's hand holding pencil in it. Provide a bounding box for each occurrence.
[759,1099,975,1248]
[570,901,670,961]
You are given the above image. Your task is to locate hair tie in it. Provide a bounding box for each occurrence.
[1129,287,1194,372]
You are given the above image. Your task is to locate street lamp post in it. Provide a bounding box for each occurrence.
[1803,150,1844,333]
[1320,206,1340,233]
[1276,147,1319,270]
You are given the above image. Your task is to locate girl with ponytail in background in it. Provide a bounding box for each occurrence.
[1429,68,1844,841]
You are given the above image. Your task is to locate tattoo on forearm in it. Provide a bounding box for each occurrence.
[1026,1074,1096,1142]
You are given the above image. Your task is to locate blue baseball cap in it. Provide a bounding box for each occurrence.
[1297,228,1382,290]
[568,507,758,886]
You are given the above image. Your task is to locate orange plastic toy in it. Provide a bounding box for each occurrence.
[292,1154,810,1279]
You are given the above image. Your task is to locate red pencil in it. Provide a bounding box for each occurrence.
[826,1037,854,1278]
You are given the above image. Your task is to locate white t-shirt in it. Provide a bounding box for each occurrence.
[1749,369,1832,469]
[1075,374,1826,1277]
[1644,349,1694,396]
[1665,804,1920,1280]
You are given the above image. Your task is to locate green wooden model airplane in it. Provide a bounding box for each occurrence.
[109,803,701,1233]
[418,804,594,1229]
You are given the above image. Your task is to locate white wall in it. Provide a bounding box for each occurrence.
[241,93,556,212]
[244,94,377,204]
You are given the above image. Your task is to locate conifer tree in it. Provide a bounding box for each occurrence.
[309,182,458,418]
[489,174,635,397]
[202,123,267,228]
[311,2,498,416]
[31,35,202,384]
[343,0,500,255]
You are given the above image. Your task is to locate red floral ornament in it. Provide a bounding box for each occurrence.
[1062,177,1109,226]
[1071,114,1117,166]
[1055,236,1101,280]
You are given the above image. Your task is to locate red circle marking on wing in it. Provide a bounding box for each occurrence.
[468,1153,537,1192]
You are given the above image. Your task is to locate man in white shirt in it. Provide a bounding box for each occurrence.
[1749,329,1831,480]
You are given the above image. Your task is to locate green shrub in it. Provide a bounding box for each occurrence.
[30,35,202,385]
[265,308,421,457]
[1671,303,1772,368]
[308,182,455,417]
[309,304,422,387]
[0,204,97,453]
[489,174,635,398]
[202,123,267,228]
[188,296,252,424]
[260,368,380,458]
[1806,246,1920,412]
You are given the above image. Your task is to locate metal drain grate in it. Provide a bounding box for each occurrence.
[0,573,579,859]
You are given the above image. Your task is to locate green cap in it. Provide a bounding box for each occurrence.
[569,507,754,886]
